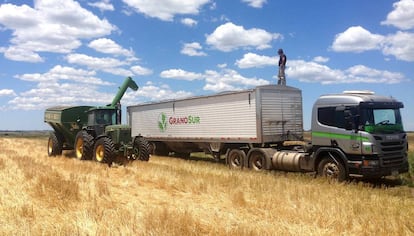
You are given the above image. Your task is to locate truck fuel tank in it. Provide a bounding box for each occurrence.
[272,151,306,172]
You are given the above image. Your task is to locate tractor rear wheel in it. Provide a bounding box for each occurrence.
[93,137,115,164]
[133,136,150,161]
[74,131,94,160]
[47,132,63,156]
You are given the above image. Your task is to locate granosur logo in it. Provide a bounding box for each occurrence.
[158,112,201,132]
[158,112,168,132]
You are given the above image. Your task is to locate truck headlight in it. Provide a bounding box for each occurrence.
[362,142,374,154]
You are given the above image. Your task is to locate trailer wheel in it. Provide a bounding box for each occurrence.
[133,136,150,161]
[153,142,169,156]
[93,137,115,164]
[248,150,267,171]
[317,157,347,182]
[47,132,63,156]
[227,149,245,169]
[75,131,94,160]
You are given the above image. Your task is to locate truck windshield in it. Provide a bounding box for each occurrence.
[360,108,404,134]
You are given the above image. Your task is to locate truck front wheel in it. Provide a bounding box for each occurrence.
[93,137,115,164]
[133,136,150,161]
[75,131,94,160]
[48,132,63,156]
[317,158,347,182]
[227,149,245,169]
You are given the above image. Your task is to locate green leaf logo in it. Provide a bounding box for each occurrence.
[158,112,168,132]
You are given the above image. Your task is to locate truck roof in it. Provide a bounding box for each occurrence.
[128,84,300,108]
[315,91,402,106]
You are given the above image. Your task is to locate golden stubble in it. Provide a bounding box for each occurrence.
[0,136,413,235]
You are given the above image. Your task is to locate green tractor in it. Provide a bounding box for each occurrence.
[44,77,150,164]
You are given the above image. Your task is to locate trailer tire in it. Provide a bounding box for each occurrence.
[227,149,245,169]
[153,142,169,156]
[248,150,267,171]
[75,131,94,160]
[48,132,63,156]
[93,137,115,164]
[133,136,150,161]
[317,157,347,182]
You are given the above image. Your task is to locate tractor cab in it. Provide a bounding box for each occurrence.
[87,107,119,136]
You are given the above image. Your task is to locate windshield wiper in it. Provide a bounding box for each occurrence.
[376,120,390,125]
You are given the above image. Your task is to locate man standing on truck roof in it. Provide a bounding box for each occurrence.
[277,48,287,85]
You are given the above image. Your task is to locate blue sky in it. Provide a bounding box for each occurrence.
[0,0,413,130]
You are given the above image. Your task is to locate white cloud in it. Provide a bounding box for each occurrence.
[181,18,198,27]
[2,46,44,63]
[203,68,269,92]
[235,52,276,68]
[181,42,207,56]
[122,0,210,21]
[130,65,153,76]
[67,53,127,69]
[242,0,267,8]
[382,31,414,61]
[313,56,329,63]
[331,26,384,53]
[0,89,16,97]
[287,60,406,84]
[15,65,112,85]
[160,69,204,81]
[206,22,282,52]
[135,81,192,101]
[88,0,115,12]
[331,26,414,62]
[345,65,405,84]
[8,81,113,110]
[88,38,134,57]
[381,0,414,30]
[0,1,115,62]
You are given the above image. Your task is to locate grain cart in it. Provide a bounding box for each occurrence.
[128,85,408,181]
[44,77,150,164]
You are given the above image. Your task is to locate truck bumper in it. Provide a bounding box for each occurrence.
[348,162,409,178]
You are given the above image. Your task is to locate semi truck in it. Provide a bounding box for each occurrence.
[44,77,150,164]
[127,85,408,181]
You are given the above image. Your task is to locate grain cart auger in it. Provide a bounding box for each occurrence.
[44,77,150,165]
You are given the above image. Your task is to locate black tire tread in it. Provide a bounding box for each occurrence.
[48,132,63,156]
[75,130,94,160]
[134,136,151,161]
[93,137,115,164]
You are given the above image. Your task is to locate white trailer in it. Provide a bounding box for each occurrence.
[128,85,409,181]
[127,85,303,166]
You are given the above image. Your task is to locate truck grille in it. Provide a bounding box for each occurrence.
[375,136,406,167]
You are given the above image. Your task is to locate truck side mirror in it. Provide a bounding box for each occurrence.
[344,110,353,131]
[344,109,359,133]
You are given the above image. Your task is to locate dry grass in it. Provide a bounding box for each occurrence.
[0,136,413,235]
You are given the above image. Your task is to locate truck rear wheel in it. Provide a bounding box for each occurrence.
[48,132,63,156]
[133,136,150,161]
[317,157,347,182]
[227,149,245,169]
[93,137,115,164]
[75,131,94,160]
[248,150,266,171]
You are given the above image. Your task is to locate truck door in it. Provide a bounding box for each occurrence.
[343,107,362,155]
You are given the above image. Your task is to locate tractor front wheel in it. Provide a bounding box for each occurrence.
[93,137,115,165]
[74,131,94,160]
[133,136,150,161]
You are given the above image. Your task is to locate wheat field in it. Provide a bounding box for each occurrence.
[0,136,413,235]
